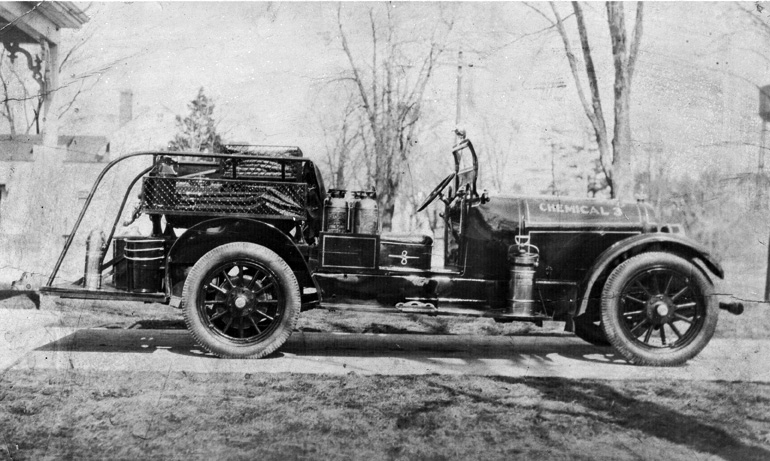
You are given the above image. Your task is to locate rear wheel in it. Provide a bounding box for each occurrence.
[182,242,300,358]
[601,252,717,366]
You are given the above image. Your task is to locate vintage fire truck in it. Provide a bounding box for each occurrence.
[41,132,742,366]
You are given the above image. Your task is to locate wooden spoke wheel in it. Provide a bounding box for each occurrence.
[182,242,300,358]
[601,252,718,366]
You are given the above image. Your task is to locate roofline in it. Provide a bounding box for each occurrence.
[36,1,89,29]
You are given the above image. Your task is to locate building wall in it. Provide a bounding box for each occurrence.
[0,142,153,288]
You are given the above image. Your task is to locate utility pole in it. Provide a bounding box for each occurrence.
[455,49,464,144]
[760,85,770,301]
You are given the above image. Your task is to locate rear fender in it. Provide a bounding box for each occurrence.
[166,217,317,300]
[576,233,723,316]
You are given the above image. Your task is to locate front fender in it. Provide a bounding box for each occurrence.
[576,233,723,316]
[166,217,316,297]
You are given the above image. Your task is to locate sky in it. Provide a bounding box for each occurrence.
[48,2,770,196]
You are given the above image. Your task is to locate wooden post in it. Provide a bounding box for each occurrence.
[762,120,770,302]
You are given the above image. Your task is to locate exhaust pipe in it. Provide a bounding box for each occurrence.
[719,301,744,316]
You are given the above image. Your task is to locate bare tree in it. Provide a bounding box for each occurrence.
[479,117,517,193]
[529,2,643,200]
[318,96,362,189]
[336,4,454,231]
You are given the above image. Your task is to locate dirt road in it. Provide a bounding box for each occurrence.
[3,308,769,381]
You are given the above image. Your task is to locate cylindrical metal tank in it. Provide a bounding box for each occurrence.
[84,229,105,290]
[323,189,349,233]
[125,238,165,293]
[353,190,379,235]
[507,248,539,316]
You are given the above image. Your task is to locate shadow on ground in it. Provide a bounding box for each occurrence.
[429,377,770,461]
[34,328,619,366]
[0,290,39,307]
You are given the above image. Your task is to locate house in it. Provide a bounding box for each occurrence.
[0,2,92,288]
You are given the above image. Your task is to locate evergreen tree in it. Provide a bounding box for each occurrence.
[167,87,222,153]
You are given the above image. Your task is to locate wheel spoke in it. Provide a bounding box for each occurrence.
[247,273,267,290]
[255,310,275,321]
[210,310,228,321]
[221,270,235,288]
[663,274,674,296]
[651,273,661,296]
[673,313,693,324]
[207,283,228,295]
[248,316,262,334]
[252,282,275,297]
[671,286,690,302]
[669,322,684,339]
[675,301,697,311]
[238,318,245,339]
[623,309,645,318]
[238,265,248,287]
[223,317,233,332]
[643,325,654,343]
[624,295,646,305]
[629,319,649,336]
[660,325,667,346]
[634,280,654,298]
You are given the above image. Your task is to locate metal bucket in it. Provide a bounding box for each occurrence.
[323,189,349,233]
[352,190,378,235]
[125,238,165,293]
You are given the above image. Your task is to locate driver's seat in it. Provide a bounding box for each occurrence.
[379,233,433,270]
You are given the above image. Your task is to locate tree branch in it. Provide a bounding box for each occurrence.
[337,5,375,128]
[627,1,644,85]
[550,3,604,144]
[573,1,608,142]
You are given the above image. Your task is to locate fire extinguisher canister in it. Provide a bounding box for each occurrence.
[84,229,106,290]
[507,244,540,317]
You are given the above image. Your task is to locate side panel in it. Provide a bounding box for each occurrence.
[166,217,315,298]
[530,231,640,281]
[314,272,505,309]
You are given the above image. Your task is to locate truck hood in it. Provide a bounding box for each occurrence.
[470,195,658,236]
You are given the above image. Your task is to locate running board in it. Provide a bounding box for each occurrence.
[396,301,438,314]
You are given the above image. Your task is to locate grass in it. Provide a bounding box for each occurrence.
[1,370,769,460]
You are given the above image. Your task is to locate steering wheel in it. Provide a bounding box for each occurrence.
[417,173,455,212]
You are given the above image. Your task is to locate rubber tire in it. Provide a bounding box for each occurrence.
[601,252,718,367]
[182,242,300,358]
[573,315,611,346]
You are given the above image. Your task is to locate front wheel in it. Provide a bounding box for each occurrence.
[182,242,301,358]
[601,252,718,366]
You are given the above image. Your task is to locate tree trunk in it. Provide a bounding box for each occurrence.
[607,1,642,202]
